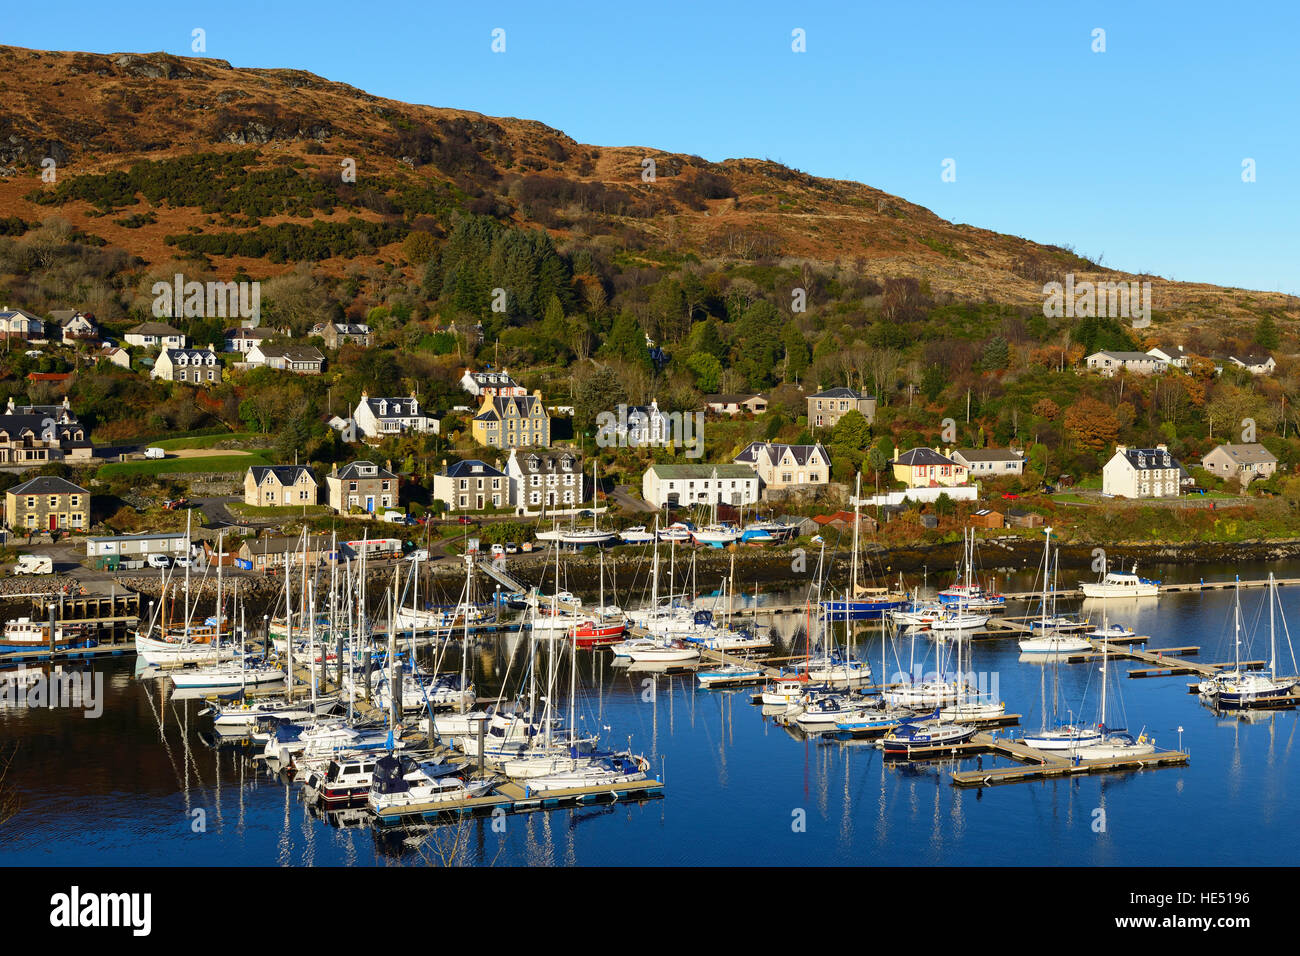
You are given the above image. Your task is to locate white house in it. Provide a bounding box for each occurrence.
[1102,444,1183,498]
[642,463,760,509]
[950,448,1026,477]
[53,310,98,344]
[151,345,220,385]
[1086,351,1168,377]
[506,447,583,510]
[622,400,671,447]
[125,321,186,350]
[246,344,324,374]
[100,345,130,369]
[224,326,276,353]
[460,369,526,398]
[0,307,46,342]
[1145,345,1190,369]
[352,392,438,440]
[1229,353,1276,376]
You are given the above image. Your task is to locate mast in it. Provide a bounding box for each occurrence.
[284,547,293,704]
[851,472,861,600]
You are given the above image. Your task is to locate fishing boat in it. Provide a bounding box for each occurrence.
[1197,575,1299,709]
[0,617,95,653]
[1080,562,1160,599]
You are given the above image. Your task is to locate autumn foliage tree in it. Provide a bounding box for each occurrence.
[1064,396,1119,451]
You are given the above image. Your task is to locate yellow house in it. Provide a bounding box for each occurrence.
[471,391,551,450]
[6,476,89,532]
[890,447,969,488]
[243,465,318,507]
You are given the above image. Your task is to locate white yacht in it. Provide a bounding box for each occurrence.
[1080,563,1160,599]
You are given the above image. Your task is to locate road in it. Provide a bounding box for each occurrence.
[610,484,655,514]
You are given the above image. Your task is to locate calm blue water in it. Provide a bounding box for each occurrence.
[2,558,1298,866]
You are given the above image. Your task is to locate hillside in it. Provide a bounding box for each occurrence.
[0,44,1294,330]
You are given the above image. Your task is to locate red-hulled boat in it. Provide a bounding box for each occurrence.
[574,619,627,649]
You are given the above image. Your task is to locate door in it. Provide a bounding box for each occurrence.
[365,495,374,513]
[49,514,57,531]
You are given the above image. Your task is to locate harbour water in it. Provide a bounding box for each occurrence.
[1,555,1298,866]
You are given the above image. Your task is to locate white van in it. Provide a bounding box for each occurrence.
[146,554,172,569]
[144,447,166,460]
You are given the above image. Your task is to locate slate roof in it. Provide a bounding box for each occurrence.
[443,459,506,479]
[248,465,316,485]
[8,476,88,496]
[893,448,959,467]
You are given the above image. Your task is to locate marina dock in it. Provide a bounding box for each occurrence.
[947,732,1190,787]
[369,776,666,825]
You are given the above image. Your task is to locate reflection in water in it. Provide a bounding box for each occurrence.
[1,568,1299,865]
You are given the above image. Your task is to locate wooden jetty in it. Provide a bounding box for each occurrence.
[947,731,1189,787]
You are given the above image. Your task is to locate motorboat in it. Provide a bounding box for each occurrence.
[366,752,495,814]
[619,526,656,545]
[1080,563,1160,599]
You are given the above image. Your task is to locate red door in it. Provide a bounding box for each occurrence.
[49,514,57,531]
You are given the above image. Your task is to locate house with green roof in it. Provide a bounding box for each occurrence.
[642,463,759,509]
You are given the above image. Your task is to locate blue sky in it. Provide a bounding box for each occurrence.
[7,1,1297,294]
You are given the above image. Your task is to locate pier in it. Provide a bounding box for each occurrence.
[947,732,1190,787]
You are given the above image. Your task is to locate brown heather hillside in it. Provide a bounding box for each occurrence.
[0,44,1295,331]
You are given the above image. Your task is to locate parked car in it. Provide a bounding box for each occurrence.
[380,511,412,524]
[405,548,430,562]
[174,555,199,569]
[490,544,506,558]
[457,516,475,525]
[504,542,519,554]
[521,541,535,553]
[146,554,172,569]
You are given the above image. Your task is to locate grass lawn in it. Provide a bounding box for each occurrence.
[152,432,268,451]
[98,453,270,477]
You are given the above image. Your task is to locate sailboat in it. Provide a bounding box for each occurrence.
[1069,627,1156,759]
[1018,528,1092,655]
[880,709,977,754]
[559,461,618,546]
[691,470,742,547]
[1197,574,1299,709]
[1020,631,1103,751]
[820,473,907,620]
